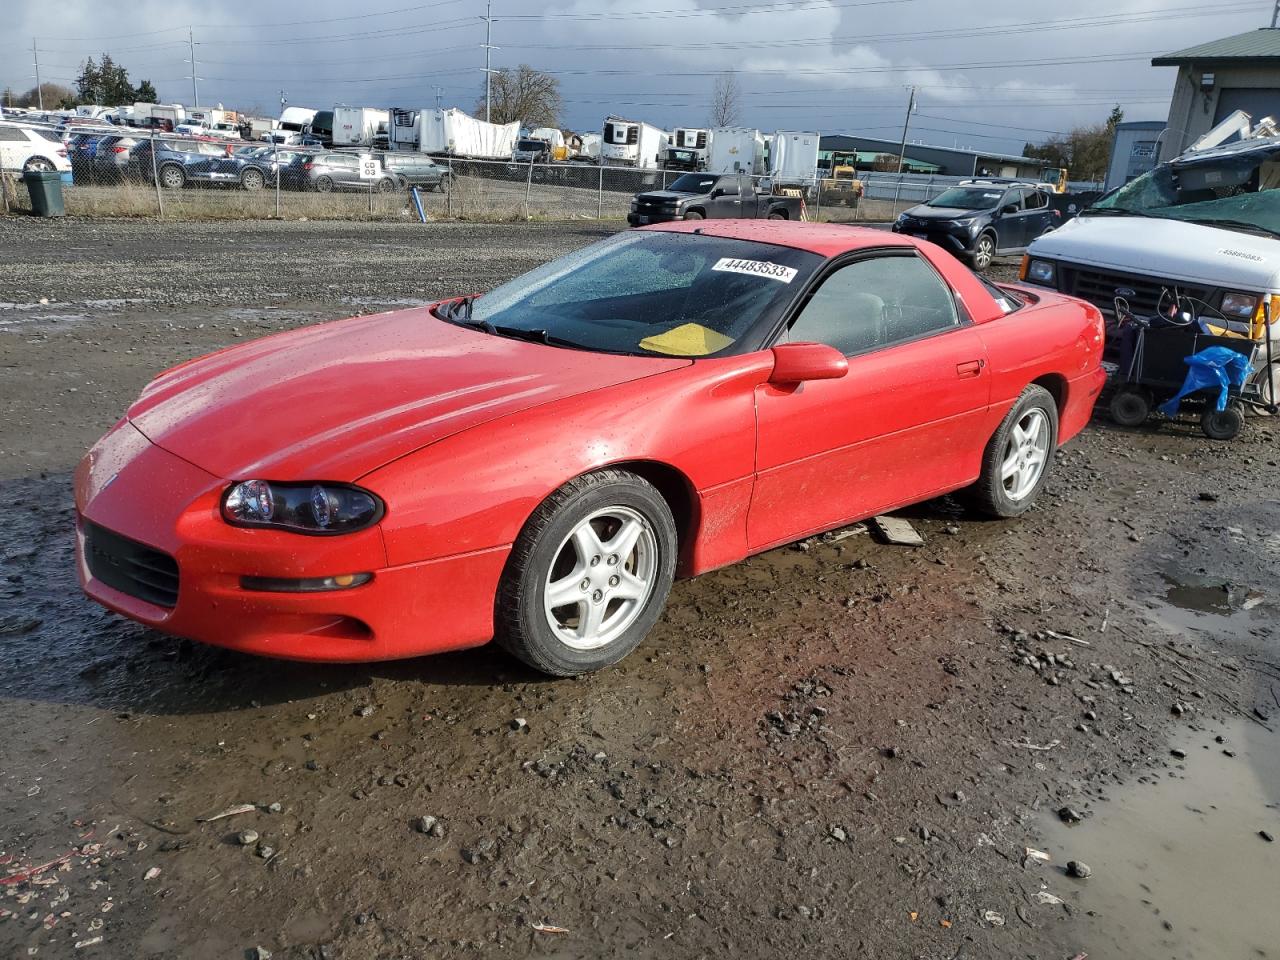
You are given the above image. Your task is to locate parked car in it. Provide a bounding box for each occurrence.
[0,121,70,174]
[129,137,236,189]
[209,147,319,191]
[628,172,802,225]
[381,153,451,191]
[75,221,1105,675]
[90,133,141,182]
[892,179,1059,271]
[297,152,398,193]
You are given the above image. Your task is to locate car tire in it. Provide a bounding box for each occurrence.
[495,469,678,677]
[313,176,334,193]
[158,164,185,189]
[683,210,704,220]
[970,232,996,272]
[23,157,55,173]
[1200,405,1243,440]
[768,210,787,220]
[970,384,1059,518]
[241,168,265,191]
[376,177,396,194]
[1108,385,1151,427]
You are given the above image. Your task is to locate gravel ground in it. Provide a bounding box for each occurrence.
[1,218,1277,960]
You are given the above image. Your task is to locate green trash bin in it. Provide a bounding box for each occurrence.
[23,170,65,218]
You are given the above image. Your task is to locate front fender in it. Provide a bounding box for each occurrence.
[360,354,773,571]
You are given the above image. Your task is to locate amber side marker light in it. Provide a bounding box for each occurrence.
[1018,255,1030,280]
[241,573,373,593]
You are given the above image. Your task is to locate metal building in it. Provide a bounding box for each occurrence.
[818,134,1048,179]
[1104,120,1166,191]
[1153,28,1280,160]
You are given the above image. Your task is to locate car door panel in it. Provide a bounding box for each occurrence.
[749,327,991,549]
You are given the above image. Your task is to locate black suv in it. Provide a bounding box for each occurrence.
[892,180,1058,271]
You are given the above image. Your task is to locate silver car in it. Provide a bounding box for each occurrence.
[298,153,399,193]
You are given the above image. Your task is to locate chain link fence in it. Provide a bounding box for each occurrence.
[2,126,1105,224]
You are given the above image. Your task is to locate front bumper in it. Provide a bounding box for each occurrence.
[628,210,682,226]
[892,222,972,256]
[74,421,506,662]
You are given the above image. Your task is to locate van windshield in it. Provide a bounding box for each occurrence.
[1088,142,1280,237]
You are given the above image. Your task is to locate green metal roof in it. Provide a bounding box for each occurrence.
[1153,28,1280,65]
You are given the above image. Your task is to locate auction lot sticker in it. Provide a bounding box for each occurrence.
[712,257,798,283]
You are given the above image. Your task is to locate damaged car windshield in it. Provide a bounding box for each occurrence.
[439,231,821,358]
[1087,141,1280,236]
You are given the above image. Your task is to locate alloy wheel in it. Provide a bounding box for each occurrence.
[1000,408,1050,501]
[542,506,658,651]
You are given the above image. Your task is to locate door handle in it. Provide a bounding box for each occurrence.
[956,359,984,378]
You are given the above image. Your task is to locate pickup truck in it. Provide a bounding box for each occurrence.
[628,172,802,226]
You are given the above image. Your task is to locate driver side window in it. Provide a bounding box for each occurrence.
[784,255,960,356]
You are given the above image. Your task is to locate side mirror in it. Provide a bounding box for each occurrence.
[1001,204,1018,215]
[768,342,849,385]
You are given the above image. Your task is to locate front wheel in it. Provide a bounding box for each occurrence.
[376,177,396,194]
[158,164,186,189]
[1200,405,1243,440]
[970,232,996,271]
[970,384,1058,517]
[240,167,265,191]
[496,470,677,676]
[683,210,704,221]
[1109,384,1151,427]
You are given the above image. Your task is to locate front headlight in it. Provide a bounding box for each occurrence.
[950,217,977,230]
[896,212,908,223]
[1220,292,1260,319]
[629,199,638,211]
[222,480,384,534]
[1025,259,1056,285]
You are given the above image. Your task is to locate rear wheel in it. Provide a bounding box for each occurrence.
[768,210,787,220]
[1200,405,1243,440]
[1108,385,1151,427]
[970,385,1058,517]
[23,157,55,173]
[496,470,677,676]
[240,167,265,191]
[312,176,334,193]
[970,232,996,271]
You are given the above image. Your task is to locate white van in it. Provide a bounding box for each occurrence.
[1023,117,1280,401]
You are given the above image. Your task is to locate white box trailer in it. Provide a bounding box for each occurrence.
[770,130,820,185]
[707,126,767,175]
[389,108,421,150]
[418,107,519,159]
[601,117,668,168]
[333,106,390,147]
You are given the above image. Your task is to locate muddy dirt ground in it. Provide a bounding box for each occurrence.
[1,218,1277,960]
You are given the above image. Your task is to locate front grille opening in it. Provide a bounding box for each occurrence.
[1067,265,1210,319]
[84,521,179,608]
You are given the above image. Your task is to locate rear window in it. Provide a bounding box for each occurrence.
[36,129,62,143]
[980,278,1024,314]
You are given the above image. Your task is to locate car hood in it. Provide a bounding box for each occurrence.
[1028,215,1280,290]
[637,190,696,202]
[127,307,690,481]
[903,205,983,220]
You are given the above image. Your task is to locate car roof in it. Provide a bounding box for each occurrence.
[642,220,918,258]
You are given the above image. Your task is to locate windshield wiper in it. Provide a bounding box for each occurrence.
[1183,217,1280,239]
[1080,206,1157,218]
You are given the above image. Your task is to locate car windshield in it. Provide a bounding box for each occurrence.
[517,139,546,151]
[444,231,822,357]
[928,186,1004,209]
[668,173,720,193]
[1088,143,1280,235]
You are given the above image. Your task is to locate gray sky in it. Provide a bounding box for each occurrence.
[1,0,1272,153]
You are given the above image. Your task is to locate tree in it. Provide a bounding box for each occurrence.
[73,54,156,106]
[1023,105,1124,182]
[5,82,76,109]
[478,65,561,128]
[709,71,741,127]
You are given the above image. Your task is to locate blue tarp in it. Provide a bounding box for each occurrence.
[1157,346,1253,416]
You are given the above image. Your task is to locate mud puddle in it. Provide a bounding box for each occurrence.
[1140,569,1271,643]
[1038,715,1280,959]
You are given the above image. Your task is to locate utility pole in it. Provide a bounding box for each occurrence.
[434,85,444,109]
[32,39,43,110]
[895,85,916,177]
[1272,0,1279,27]
[279,90,288,112]
[184,28,200,107]
[481,0,499,122]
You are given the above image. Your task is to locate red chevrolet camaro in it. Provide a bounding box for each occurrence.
[76,221,1105,675]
